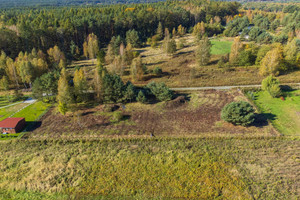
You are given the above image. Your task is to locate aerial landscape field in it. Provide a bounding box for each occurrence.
[0,0,299,199]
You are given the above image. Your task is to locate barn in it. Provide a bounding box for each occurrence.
[0,118,26,134]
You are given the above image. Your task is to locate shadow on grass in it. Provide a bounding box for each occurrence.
[143,72,170,81]
[176,50,193,56]
[253,113,277,127]
[146,60,166,66]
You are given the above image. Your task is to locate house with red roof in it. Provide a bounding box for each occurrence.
[0,118,26,134]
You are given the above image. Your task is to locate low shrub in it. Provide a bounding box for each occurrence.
[111,111,123,122]
[137,90,147,104]
[153,67,163,76]
[146,82,173,102]
[262,75,281,98]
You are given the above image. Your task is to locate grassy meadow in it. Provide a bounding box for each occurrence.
[11,101,51,122]
[210,39,232,55]
[253,90,300,136]
[0,138,299,199]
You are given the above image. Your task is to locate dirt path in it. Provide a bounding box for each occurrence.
[171,83,300,91]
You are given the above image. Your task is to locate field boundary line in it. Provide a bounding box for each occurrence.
[171,83,300,91]
[0,101,23,109]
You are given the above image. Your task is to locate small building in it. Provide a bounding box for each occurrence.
[0,118,26,134]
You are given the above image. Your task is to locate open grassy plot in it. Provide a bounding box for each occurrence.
[25,90,276,140]
[0,138,299,199]
[210,39,233,55]
[12,101,51,122]
[0,102,29,121]
[0,101,51,140]
[253,90,300,136]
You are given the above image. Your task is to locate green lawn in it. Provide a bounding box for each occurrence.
[0,101,51,140]
[0,102,28,121]
[210,39,232,55]
[254,90,300,136]
[12,101,51,121]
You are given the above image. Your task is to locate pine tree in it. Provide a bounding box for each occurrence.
[87,33,99,59]
[124,82,136,102]
[172,28,176,38]
[137,90,147,103]
[83,33,100,59]
[112,55,123,76]
[162,29,171,54]
[58,59,66,69]
[58,101,68,115]
[284,38,299,66]
[193,22,205,40]
[102,74,125,103]
[105,44,115,64]
[177,25,185,36]
[126,29,140,48]
[73,68,87,102]
[131,56,144,82]
[97,49,106,65]
[167,39,177,55]
[47,45,66,65]
[0,76,9,91]
[93,65,107,102]
[83,41,88,59]
[57,68,73,114]
[196,37,212,66]
[6,58,19,88]
[123,43,134,65]
[156,22,163,40]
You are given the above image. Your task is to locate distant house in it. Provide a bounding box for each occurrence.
[0,118,26,134]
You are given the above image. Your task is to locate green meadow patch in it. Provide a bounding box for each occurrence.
[11,101,51,121]
[210,39,233,55]
[253,90,300,136]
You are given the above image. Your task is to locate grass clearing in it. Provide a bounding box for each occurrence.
[12,101,51,121]
[0,138,298,199]
[210,39,233,55]
[253,90,300,136]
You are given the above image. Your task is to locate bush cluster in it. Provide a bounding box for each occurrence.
[261,75,281,98]
[221,101,255,126]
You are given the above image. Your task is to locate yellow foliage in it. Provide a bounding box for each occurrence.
[125,8,135,12]
[146,7,154,12]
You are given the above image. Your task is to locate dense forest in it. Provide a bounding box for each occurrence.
[0,0,167,8]
[0,0,299,8]
[0,0,240,58]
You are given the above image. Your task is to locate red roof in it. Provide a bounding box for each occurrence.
[0,118,25,128]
